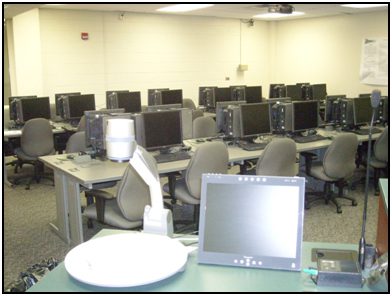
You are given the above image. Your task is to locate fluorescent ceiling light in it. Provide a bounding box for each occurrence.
[341,4,388,8]
[253,11,305,19]
[157,4,214,13]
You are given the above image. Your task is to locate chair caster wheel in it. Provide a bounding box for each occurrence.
[337,208,342,214]
[352,201,357,206]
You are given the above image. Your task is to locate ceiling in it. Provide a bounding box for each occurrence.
[3,3,389,21]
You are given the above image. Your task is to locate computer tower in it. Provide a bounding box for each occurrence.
[339,99,354,128]
[132,113,144,146]
[224,106,241,138]
[271,102,292,133]
[377,97,388,124]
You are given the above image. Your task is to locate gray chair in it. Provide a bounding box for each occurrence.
[65,131,88,153]
[163,141,229,229]
[192,116,217,139]
[183,98,197,110]
[255,138,297,176]
[13,118,55,190]
[76,115,86,132]
[303,134,358,213]
[370,127,388,194]
[83,146,155,229]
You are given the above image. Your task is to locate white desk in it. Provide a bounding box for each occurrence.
[40,127,382,245]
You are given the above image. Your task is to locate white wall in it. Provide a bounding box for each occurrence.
[12,9,44,96]
[273,11,388,97]
[8,9,388,106]
[38,9,270,107]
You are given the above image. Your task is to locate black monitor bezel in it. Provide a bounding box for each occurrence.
[292,100,319,132]
[239,102,271,138]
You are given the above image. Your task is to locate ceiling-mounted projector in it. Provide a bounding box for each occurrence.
[268,4,295,14]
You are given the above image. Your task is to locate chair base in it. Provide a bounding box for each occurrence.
[306,182,357,214]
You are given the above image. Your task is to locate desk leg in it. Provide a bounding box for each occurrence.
[67,178,84,245]
[49,170,70,244]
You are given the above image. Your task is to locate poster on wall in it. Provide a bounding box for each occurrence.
[359,38,388,86]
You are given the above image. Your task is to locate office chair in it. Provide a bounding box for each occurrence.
[83,146,154,229]
[369,127,388,195]
[192,116,217,139]
[76,115,86,131]
[303,133,358,213]
[65,131,118,228]
[255,138,297,176]
[183,98,197,110]
[13,118,55,190]
[163,141,229,230]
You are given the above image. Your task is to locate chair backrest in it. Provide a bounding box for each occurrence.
[65,131,88,153]
[256,138,297,176]
[21,118,55,157]
[183,98,196,110]
[192,116,217,138]
[323,133,358,179]
[192,109,204,121]
[77,115,86,131]
[374,127,388,163]
[185,141,229,199]
[116,146,156,221]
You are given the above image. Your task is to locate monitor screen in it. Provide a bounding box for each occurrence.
[230,85,246,101]
[292,100,319,132]
[310,84,327,101]
[240,103,271,138]
[141,110,182,151]
[18,97,51,123]
[198,174,305,271]
[198,86,217,106]
[66,94,96,120]
[160,89,183,105]
[8,96,37,120]
[215,87,231,103]
[358,93,371,98]
[285,85,302,101]
[245,86,262,103]
[55,92,81,116]
[108,91,141,113]
[353,97,372,126]
[148,88,169,106]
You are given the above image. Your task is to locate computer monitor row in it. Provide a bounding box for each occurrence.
[269,83,327,101]
[324,96,388,128]
[199,85,263,110]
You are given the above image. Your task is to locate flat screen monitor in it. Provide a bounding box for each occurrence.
[359,93,371,98]
[292,100,319,132]
[198,86,216,106]
[8,96,37,120]
[16,97,51,123]
[285,85,302,101]
[214,87,231,103]
[141,110,182,151]
[105,90,129,108]
[352,97,372,126]
[245,86,262,103]
[215,100,246,133]
[230,85,246,101]
[65,94,96,120]
[107,91,141,113]
[148,88,169,106]
[55,92,81,116]
[198,174,305,271]
[160,89,183,105]
[310,84,327,101]
[239,103,271,138]
[269,84,286,98]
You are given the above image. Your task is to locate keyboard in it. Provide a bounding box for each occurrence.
[351,128,382,135]
[154,151,192,163]
[238,141,269,151]
[292,134,328,143]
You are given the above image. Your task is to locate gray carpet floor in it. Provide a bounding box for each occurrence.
[3,160,380,290]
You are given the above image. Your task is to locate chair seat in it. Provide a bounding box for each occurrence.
[83,199,143,229]
[163,178,200,205]
[14,147,38,162]
[370,157,388,169]
[309,162,339,182]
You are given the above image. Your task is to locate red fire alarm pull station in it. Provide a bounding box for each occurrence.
[81,32,89,40]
